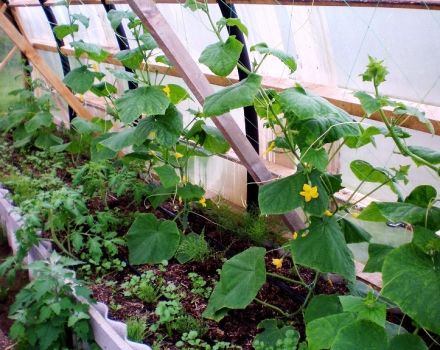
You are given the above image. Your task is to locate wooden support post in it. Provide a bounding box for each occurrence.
[0,11,94,121]
[127,0,305,231]
[0,46,18,72]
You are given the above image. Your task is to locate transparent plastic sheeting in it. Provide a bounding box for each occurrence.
[11,3,440,204]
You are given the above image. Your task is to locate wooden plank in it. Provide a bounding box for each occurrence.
[0,45,18,72]
[7,0,440,10]
[127,0,305,231]
[31,39,440,136]
[0,12,94,121]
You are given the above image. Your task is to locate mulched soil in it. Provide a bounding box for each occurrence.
[0,135,350,349]
[89,208,349,349]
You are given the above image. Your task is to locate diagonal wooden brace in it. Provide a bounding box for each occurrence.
[127,0,305,231]
[0,45,18,72]
[0,11,94,121]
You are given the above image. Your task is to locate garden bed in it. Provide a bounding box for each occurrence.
[0,134,351,349]
[0,177,151,350]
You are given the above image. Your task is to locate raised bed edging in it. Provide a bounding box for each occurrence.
[0,187,151,350]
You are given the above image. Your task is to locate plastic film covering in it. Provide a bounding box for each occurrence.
[7,2,440,203]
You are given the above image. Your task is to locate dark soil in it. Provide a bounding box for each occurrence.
[89,209,349,349]
[0,136,350,349]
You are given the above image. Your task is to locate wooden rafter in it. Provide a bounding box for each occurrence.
[7,0,440,10]
[0,46,18,72]
[31,40,440,136]
[0,11,94,121]
[127,0,306,231]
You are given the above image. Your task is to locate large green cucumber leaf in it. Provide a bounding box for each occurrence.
[115,86,170,124]
[382,242,440,334]
[304,294,343,324]
[203,247,266,321]
[63,66,96,94]
[388,334,428,350]
[339,217,372,243]
[98,128,140,152]
[408,145,440,165]
[258,172,306,215]
[203,73,262,116]
[25,111,53,133]
[331,320,388,350]
[199,36,243,76]
[154,165,179,188]
[405,185,437,208]
[306,312,357,350]
[134,105,183,147]
[250,42,297,73]
[354,91,382,116]
[338,295,386,327]
[71,40,109,63]
[363,243,394,273]
[126,213,181,264]
[358,201,440,231]
[350,160,398,195]
[291,217,355,282]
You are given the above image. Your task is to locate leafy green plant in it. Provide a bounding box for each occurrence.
[173,315,208,337]
[0,78,62,151]
[121,271,166,303]
[253,319,299,350]
[126,317,148,343]
[176,232,211,264]
[188,272,212,299]
[8,253,96,350]
[176,330,237,350]
[71,160,111,200]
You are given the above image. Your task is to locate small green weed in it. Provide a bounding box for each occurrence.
[126,317,147,343]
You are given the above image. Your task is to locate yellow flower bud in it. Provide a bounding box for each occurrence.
[272,258,283,269]
[199,196,207,207]
[162,85,171,97]
[324,210,333,217]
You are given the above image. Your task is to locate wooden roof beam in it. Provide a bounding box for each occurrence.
[7,0,440,10]
[31,39,440,136]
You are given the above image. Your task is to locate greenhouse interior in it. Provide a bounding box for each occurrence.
[0,0,439,349]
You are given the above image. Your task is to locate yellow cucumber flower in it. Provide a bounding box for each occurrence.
[263,141,276,157]
[292,231,298,240]
[324,210,333,217]
[163,85,171,97]
[300,184,319,202]
[175,152,184,159]
[199,196,207,207]
[272,258,283,269]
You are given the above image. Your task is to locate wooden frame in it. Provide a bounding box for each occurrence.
[7,0,440,10]
[30,40,440,136]
[0,46,18,72]
[0,11,94,121]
